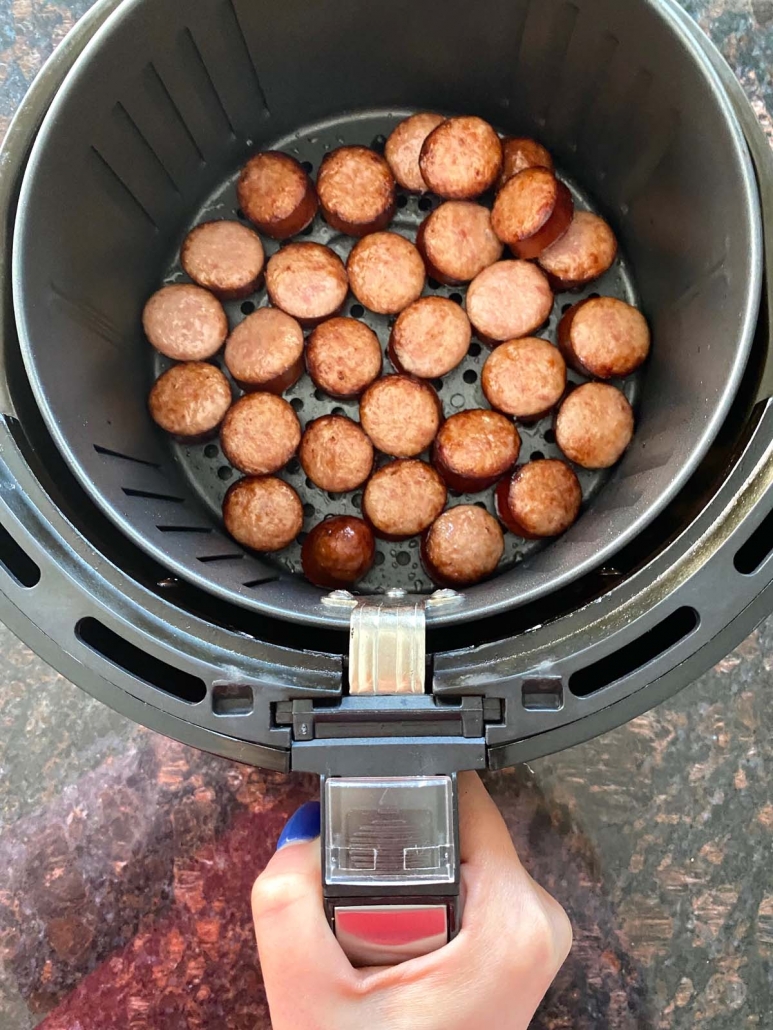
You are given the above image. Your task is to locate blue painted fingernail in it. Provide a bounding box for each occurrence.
[277,801,321,850]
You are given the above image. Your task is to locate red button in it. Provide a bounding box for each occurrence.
[335,905,448,966]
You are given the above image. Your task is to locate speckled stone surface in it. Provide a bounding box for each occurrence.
[0,1,772,1028]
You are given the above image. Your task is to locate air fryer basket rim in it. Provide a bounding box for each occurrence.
[11,0,764,630]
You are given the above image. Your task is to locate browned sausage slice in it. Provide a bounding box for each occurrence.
[148,362,232,439]
[299,415,374,493]
[419,117,503,199]
[498,138,554,189]
[417,201,503,285]
[433,410,520,492]
[422,506,504,586]
[466,261,553,344]
[558,297,650,379]
[360,375,442,458]
[496,460,582,538]
[492,168,573,259]
[363,460,447,540]
[388,297,471,379]
[143,284,228,361]
[481,337,566,421]
[555,383,634,469]
[306,317,383,398]
[265,243,348,327]
[538,211,618,291]
[317,146,396,237]
[181,220,265,301]
[220,393,301,476]
[347,232,426,315]
[224,307,304,393]
[237,151,318,240]
[301,516,375,588]
[223,476,303,552]
[385,113,445,192]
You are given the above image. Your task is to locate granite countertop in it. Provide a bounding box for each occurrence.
[0,1,772,1027]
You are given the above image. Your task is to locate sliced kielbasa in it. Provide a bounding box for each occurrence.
[419,116,503,199]
[237,151,318,240]
[299,414,374,493]
[148,362,232,440]
[317,146,396,237]
[360,375,442,458]
[466,261,553,345]
[482,337,566,421]
[223,476,303,552]
[492,168,573,259]
[422,505,504,586]
[224,307,304,393]
[301,516,375,588]
[306,317,383,398]
[347,232,426,315]
[181,220,265,300]
[385,113,445,192]
[496,460,582,539]
[555,382,634,469]
[363,460,448,540]
[498,137,554,190]
[538,211,618,291]
[220,393,301,476]
[143,284,228,361]
[388,297,471,379]
[416,201,503,285]
[558,297,650,379]
[433,409,520,492]
[265,242,348,327]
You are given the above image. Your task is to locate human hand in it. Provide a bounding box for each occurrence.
[252,771,572,1030]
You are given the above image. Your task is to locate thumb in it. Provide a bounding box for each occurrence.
[252,802,352,1017]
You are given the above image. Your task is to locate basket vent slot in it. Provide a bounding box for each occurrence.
[77,617,206,704]
[734,507,773,575]
[212,682,254,716]
[94,444,160,468]
[569,606,698,697]
[123,488,185,503]
[522,678,563,711]
[0,523,40,588]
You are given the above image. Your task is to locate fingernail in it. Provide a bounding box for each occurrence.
[277,801,321,850]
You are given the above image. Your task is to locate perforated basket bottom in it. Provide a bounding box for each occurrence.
[156,111,641,595]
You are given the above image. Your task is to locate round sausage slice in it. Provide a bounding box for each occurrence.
[498,138,554,189]
[363,460,447,540]
[417,201,503,285]
[538,211,618,291]
[466,261,553,345]
[265,243,348,327]
[492,168,573,259]
[419,117,503,199]
[223,476,303,552]
[220,393,301,476]
[555,383,634,469]
[385,113,445,192]
[306,317,382,398]
[299,415,374,493]
[496,460,582,539]
[237,151,318,240]
[301,516,375,588]
[360,375,442,458]
[433,410,520,493]
[422,506,504,586]
[559,297,650,379]
[317,146,396,237]
[143,284,227,361]
[224,307,304,393]
[347,232,425,315]
[482,337,566,421]
[388,297,471,379]
[181,220,265,300]
[148,362,232,440]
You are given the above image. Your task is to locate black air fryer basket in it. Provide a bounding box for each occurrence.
[1,0,773,960]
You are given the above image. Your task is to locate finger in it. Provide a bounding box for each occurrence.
[457,770,522,869]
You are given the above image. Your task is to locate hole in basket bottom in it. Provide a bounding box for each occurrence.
[569,607,699,697]
[77,617,206,704]
[0,522,40,588]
